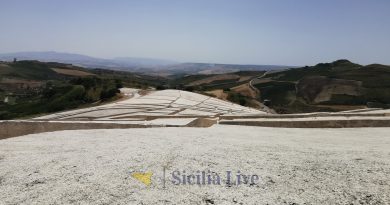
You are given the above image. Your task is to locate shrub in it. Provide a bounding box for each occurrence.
[227,92,247,106]
[100,88,119,100]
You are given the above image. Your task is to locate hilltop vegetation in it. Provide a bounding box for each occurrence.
[167,60,390,113]
[254,60,390,113]
[0,60,163,119]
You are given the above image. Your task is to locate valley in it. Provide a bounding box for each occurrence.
[1,59,390,204]
[2,59,390,119]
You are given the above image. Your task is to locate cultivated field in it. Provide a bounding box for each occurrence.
[51,68,95,77]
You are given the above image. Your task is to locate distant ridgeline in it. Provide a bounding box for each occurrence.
[0,60,163,119]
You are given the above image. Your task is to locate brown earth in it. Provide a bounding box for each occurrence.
[198,69,239,75]
[250,77,273,85]
[238,76,252,82]
[297,76,363,103]
[51,68,95,77]
[205,89,228,100]
[188,74,240,86]
[232,83,258,98]
[315,104,367,111]
[0,78,44,90]
[0,64,12,75]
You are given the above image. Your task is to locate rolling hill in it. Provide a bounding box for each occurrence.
[0,60,164,119]
[168,60,390,113]
[253,60,390,113]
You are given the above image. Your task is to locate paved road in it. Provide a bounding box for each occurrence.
[248,71,270,94]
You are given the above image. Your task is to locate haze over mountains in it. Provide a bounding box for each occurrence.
[0,51,175,68]
[0,51,294,75]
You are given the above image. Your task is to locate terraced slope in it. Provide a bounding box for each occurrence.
[36,89,265,122]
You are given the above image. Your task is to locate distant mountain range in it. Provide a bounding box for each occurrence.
[0,51,294,75]
[0,51,176,69]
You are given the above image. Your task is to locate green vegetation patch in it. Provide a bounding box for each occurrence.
[254,81,296,106]
[0,76,122,119]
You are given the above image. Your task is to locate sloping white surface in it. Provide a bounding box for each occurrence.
[0,125,389,204]
[35,89,266,120]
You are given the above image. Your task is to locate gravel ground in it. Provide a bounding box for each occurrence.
[0,125,389,204]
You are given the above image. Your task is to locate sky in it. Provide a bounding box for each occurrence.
[1,0,390,66]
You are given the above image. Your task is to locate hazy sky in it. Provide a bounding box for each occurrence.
[1,0,390,65]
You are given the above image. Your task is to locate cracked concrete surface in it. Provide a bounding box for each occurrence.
[0,125,389,204]
[34,89,264,121]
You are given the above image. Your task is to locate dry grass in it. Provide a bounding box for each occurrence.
[0,64,12,75]
[188,74,239,86]
[232,83,257,98]
[0,78,43,88]
[238,76,252,82]
[205,89,228,100]
[250,77,273,85]
[51,68,94,77]
[315,104,367,111]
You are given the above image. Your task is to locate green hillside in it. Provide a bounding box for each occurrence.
[168,60,390,113]
[254,60,390,113]
[0,60,162,119]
